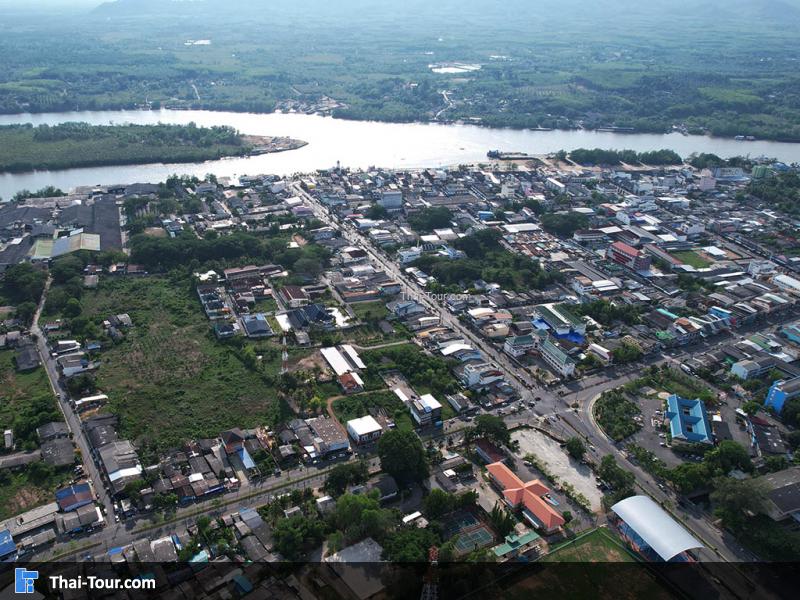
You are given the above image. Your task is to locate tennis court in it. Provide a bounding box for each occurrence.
[442,511,479,538]
[453,525,494,554]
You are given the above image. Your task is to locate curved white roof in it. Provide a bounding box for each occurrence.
[611,495,704,561]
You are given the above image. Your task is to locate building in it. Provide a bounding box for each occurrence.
[278,285,310,308]
[765,377,800,414]
[241,313,273,338]
[665,394,712,444]
[346,416,383,445]
[460,362,505,389]
[611,495,703,562]
[607,241,651,271]
[492,531,542,561]
[410,394,442,427]
[759,467,800,523]
[534,331,576,378]
[503,334,536,358]
[307,417,350,460]
[378,190,403,210]
[486,462,565,533]
[55,483,94,512]
[97,440,143,495]
[324,537,385,600]
[730,356,776,380]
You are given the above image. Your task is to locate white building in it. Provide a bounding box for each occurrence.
[346,416,383,445]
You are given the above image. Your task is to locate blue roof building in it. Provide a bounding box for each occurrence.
[765,377,800,414]
[665,394,712,444]
[0,528,17,562]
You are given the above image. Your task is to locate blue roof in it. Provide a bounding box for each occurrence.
[0,528,16,558]
[238,447,256,470]
[665,394,712,444]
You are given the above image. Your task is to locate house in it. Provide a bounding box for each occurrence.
[759,467,800,523]
[493,531,542,561]
[368,474,399,503]
[324,538,385,600]
[410,394,442,428]
[459,362,505,389]
[221,428,245,454]
[486,462,565,534]
[665,394,712,445]
[279,285,310,308]
[241,313,273,338]
[346,416,383,445]
[36,422,69,443]
[55,483,94,512]
[98,440,143,495]
[338,372,365,394]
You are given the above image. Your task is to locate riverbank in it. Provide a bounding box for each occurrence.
[0,122,306,174]
[1,109,799,201]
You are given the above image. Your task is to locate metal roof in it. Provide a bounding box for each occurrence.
[612,495,704,561]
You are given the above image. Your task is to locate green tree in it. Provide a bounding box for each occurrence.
[465,414,510,447]
[378,429,429,486]
[63,298,82,318]
[381,528,440,562]
[273,514,325,560]
[711,477,767,528]
[14,301,38,325]
[423,489,455,519]
[565,437,586,460]
[324,461,369,497]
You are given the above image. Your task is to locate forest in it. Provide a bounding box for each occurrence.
[2,1,800,140]
[0,122,249,172]
[564,148,683,166]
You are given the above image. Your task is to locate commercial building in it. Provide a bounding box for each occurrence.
[607,241,651,271]
[765,377,800,414]
[534,331,576,378]
[611,495,703,562]
[665,394,712,444]
[410,394,442,427]
[486,461,565,534]
[346,416,383,445]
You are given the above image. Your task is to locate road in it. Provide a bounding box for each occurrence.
[30,276,115,520]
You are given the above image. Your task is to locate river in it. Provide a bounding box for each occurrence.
[1,109,799,199]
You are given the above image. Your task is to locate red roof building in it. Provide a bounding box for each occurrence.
[607,241,651,271]
[487,462,565,533]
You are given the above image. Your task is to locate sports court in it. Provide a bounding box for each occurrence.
[442,510,496,556]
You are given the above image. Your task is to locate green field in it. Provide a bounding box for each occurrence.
[332,390,414,432]
[544,528,637,562]
[0,349,70,519]
[351,301,389,323]
[670,250,712,268]
[78,277,289,451]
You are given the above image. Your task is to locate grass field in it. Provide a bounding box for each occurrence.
[0,349,70,519]
[351,301,389,323]
[670,250,712,268]
[332,390,414,432]
[79,277,287,452]
[544,528,637,562]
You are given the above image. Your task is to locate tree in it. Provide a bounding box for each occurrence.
[704,440,753,475]
[14,301,37,325]
[540,212,589,237]
[669,462,709,494]
[711,477,767,528]
[381,528,440,562]
[741,401,761,416]
[378,429,429,486]
[466,414,510,447]
[2,263,46,304]
[63,298,82,318]
[423,489,455,519]
[565,437,586,460]
[488,503,516,538]
[273,514,325,560]
[324,461,369,497]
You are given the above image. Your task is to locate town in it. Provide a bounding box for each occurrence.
[1,151,799,597]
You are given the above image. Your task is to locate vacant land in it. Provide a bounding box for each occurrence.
[79,277,287,451]
[670,250,712,269]
[332,391,414,432]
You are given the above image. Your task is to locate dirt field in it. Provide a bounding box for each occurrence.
[512,429,603,510]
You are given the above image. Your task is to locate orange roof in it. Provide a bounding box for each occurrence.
[487,462,565,531]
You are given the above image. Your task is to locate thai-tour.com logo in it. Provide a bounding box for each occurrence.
[14,567,156,594]
[14,568,38,594]
[402,290,470,303]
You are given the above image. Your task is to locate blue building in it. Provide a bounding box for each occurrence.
[665,394,712,444]
[0,528,17,562]
[765,377,800,414]
[780,322,800,346]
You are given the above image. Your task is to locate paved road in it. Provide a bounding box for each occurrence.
[31,276,115,520]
